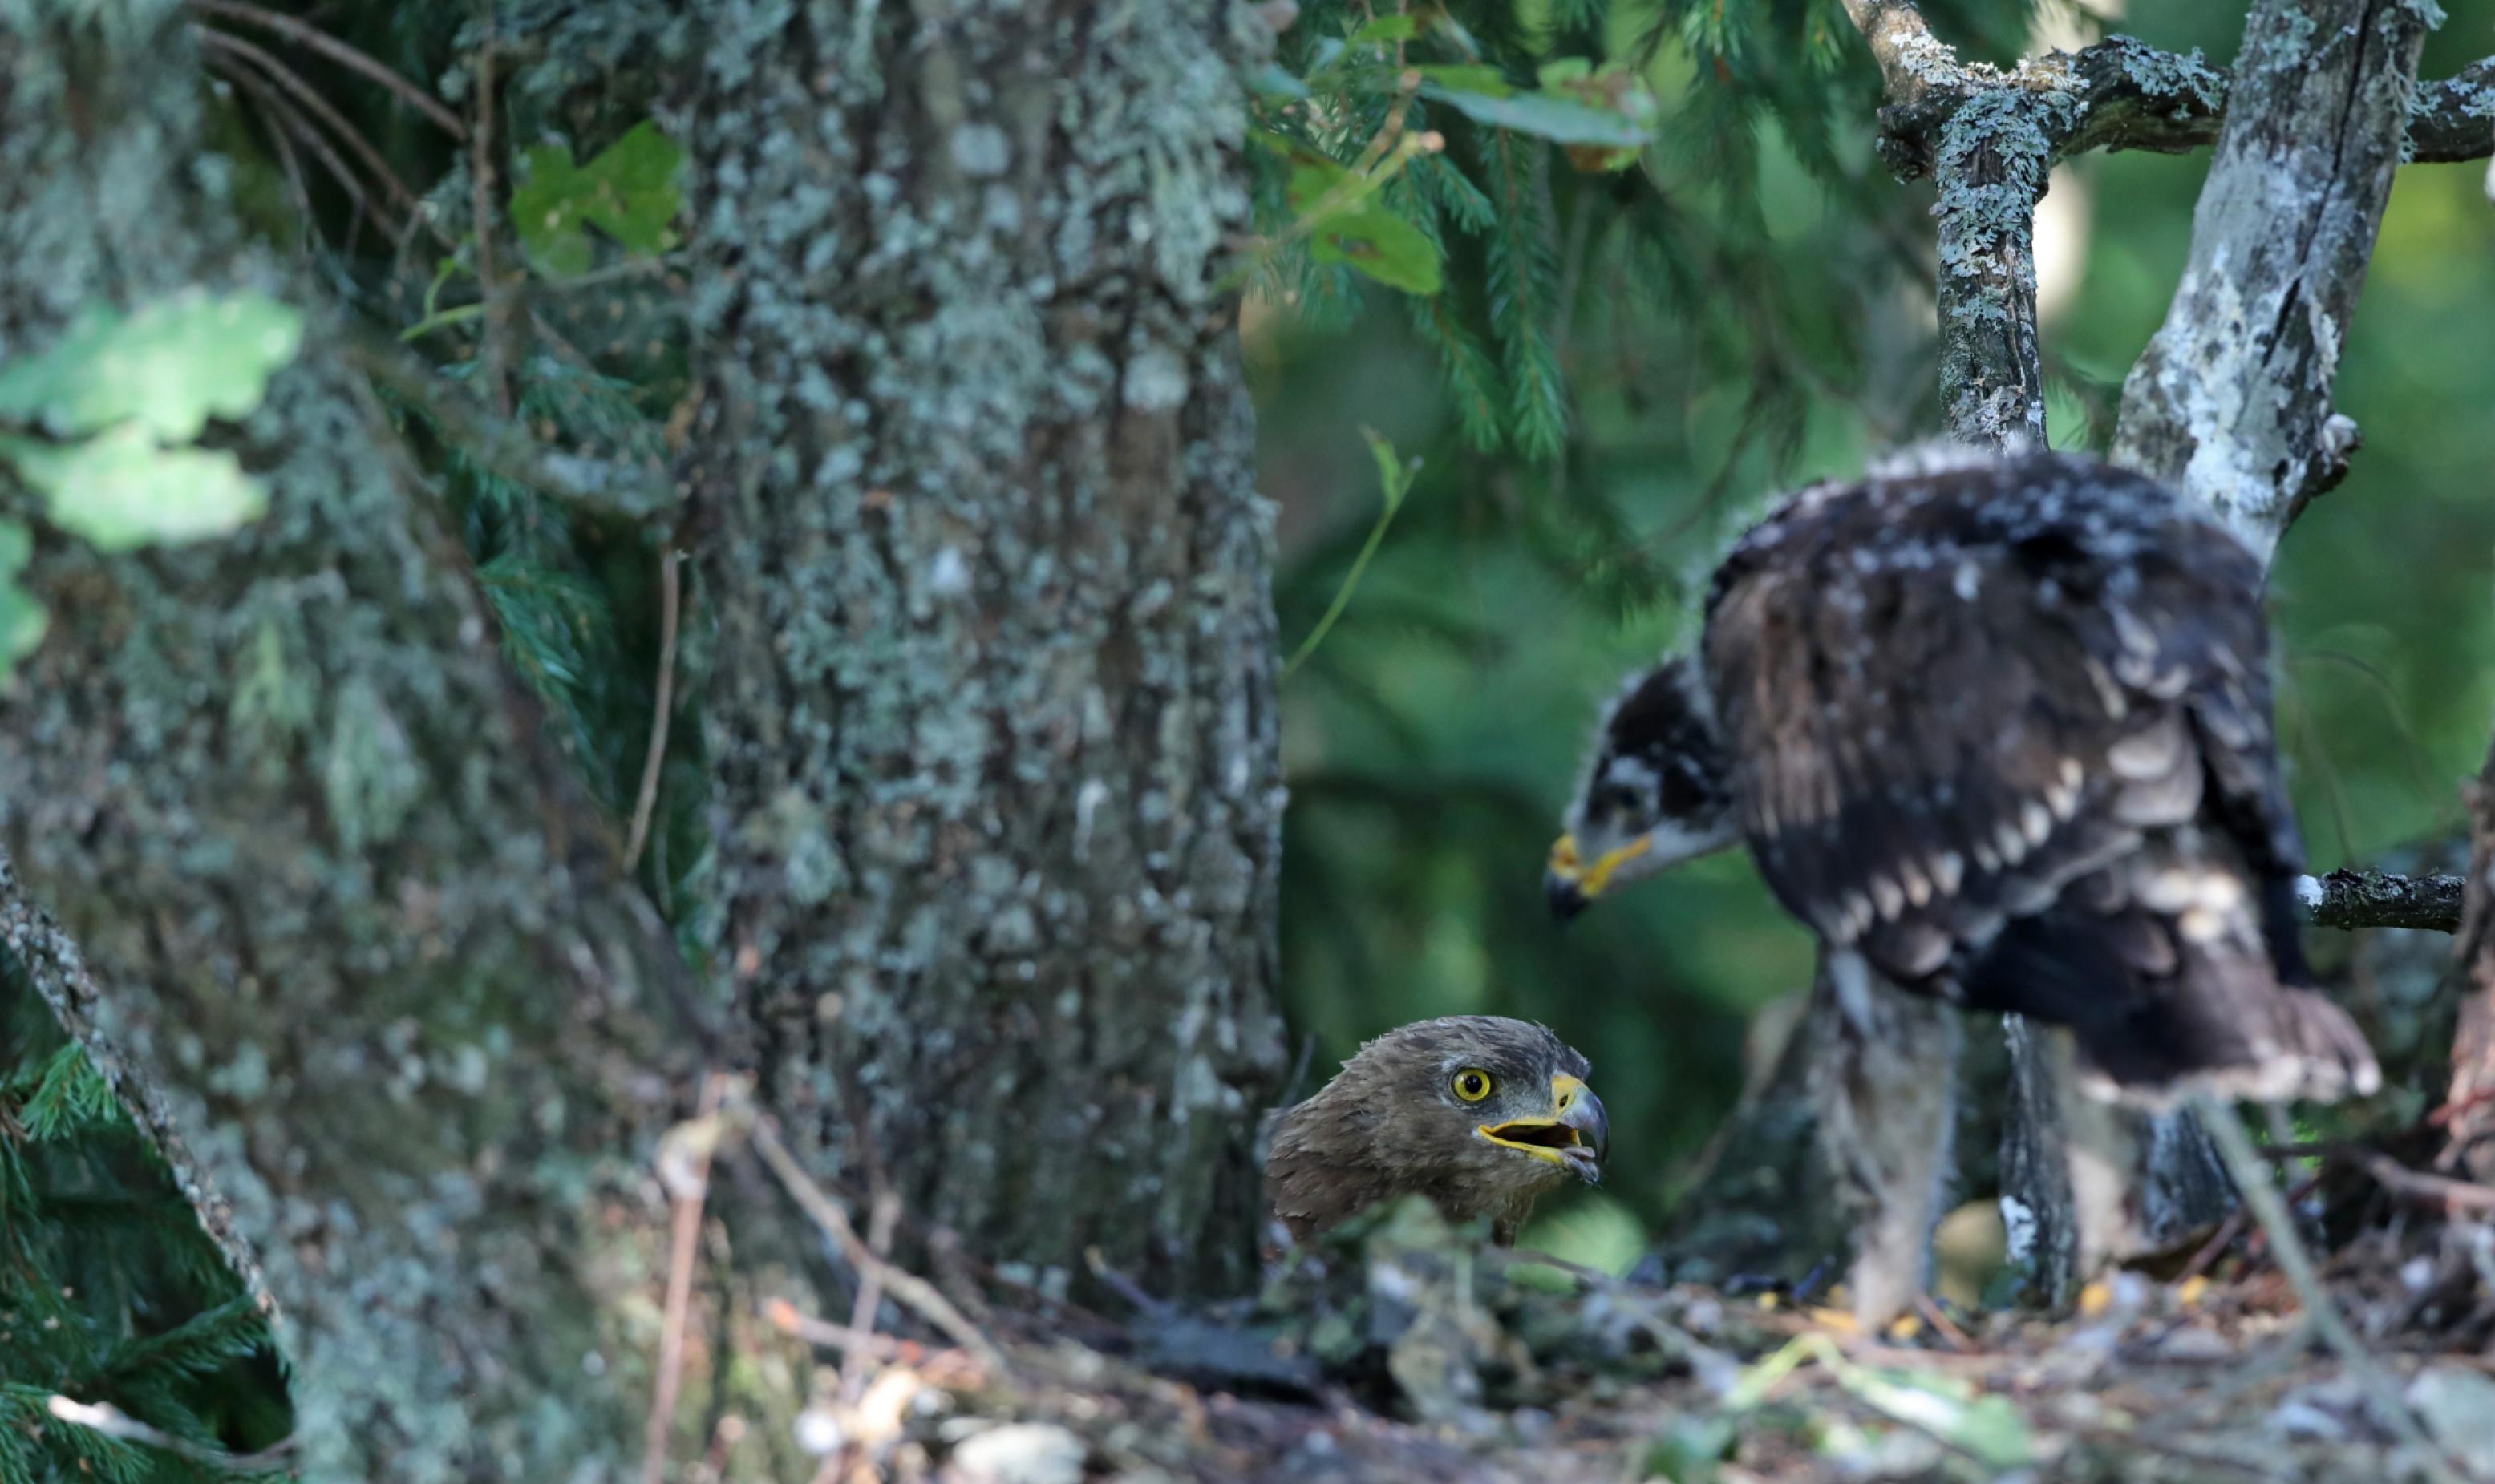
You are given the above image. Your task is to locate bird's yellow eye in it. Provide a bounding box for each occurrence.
[1452,1068,1495,1102]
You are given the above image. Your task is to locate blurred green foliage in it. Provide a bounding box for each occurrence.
[1259,0,2495,1270]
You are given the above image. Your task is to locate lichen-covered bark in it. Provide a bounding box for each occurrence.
[678,3,1286,1296]
[1933,91,2051,449]
[2115,0,2433,560]
[0,9,704,1476]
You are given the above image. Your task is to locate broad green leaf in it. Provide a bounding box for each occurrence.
[0,520,46,672]
[0,291,303,441]
[512,120,685,281]
[1416,64,1515,97]
[1420,83,1651,146]
[2,425,268,552]
[1350,14,1417,42]
[1310,205,1443,294]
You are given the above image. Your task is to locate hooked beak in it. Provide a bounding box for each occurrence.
[1545,831,1651,923]
[1477,1074,1610,1185]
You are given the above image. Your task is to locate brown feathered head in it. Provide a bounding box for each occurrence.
[1263,1016,1609,1247]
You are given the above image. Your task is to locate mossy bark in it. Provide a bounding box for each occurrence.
[0,8,714,1477]
[677,0,1288,1300]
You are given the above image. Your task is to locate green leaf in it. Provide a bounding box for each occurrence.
[1421,83,1651,146]
[1310,205,1443,294]
[1416,64,1515,97]
[511,120,685,281]
[1350,14,1417,42]
[2,424,268,552]
[0,290,303,441]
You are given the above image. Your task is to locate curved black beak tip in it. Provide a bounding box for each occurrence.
[1560,1087,1610,1181]
[1546,873,1588,924]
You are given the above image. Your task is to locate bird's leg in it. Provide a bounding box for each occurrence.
[1808,954,1962,1340]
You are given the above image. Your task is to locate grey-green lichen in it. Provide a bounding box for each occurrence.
[2106,36,2222,115]
[1931,88,2056,448]
[0,9,708,1480]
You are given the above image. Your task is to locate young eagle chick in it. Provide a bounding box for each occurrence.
[1265,1016,1609,1247]
[1542,446,2379,1325]
[1548,447,2377,1106]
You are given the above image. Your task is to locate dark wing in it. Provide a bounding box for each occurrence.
[1699,458,2296,993]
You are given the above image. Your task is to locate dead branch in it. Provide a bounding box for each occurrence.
[743,1114,1008,1371]
[643,1074,728,1484]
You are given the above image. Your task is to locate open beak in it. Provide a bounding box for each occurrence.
[1478,1074,1610,1185]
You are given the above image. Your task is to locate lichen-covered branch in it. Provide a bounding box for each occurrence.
[1839,0,1958,108]
[1930,91,2051,447]
[1874,30,2488,178]
[2299,869,2466,933]
[2113,0,2433,561]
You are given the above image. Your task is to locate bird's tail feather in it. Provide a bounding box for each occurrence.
[1958,843,2380,1108]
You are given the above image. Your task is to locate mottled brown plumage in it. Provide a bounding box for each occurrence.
[1553,446,2377,1106]
[1547,445,2381,1328]
[1264,1017,1608,1247]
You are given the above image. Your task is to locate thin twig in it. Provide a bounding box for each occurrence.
[840,1183,902,1403]
[622,547,682,873]
[193,26,424,225]
[2359,1154,2495,1215]
[187,0,468,139]
[213,61,382,238]
[469,32,512,419]
[45,1397,294,1474]
[643,1073,728,1484]
[744,1118,1007,1370]
[763,1297,936,1363]
[2194,1095,2462,1484]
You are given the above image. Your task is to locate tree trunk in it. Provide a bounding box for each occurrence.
[0,7,715,1478]
[677,3,1286,1296]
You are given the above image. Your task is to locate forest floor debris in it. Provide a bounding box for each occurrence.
[739,1192,2495,1484]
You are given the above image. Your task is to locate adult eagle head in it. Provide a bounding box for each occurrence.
[1548,445,2378,1108]
[1264,1016,1609,1247]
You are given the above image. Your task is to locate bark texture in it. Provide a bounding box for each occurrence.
[678,2,1287,1296]
[0,9,704,1477]
[2115,0,2433,560]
